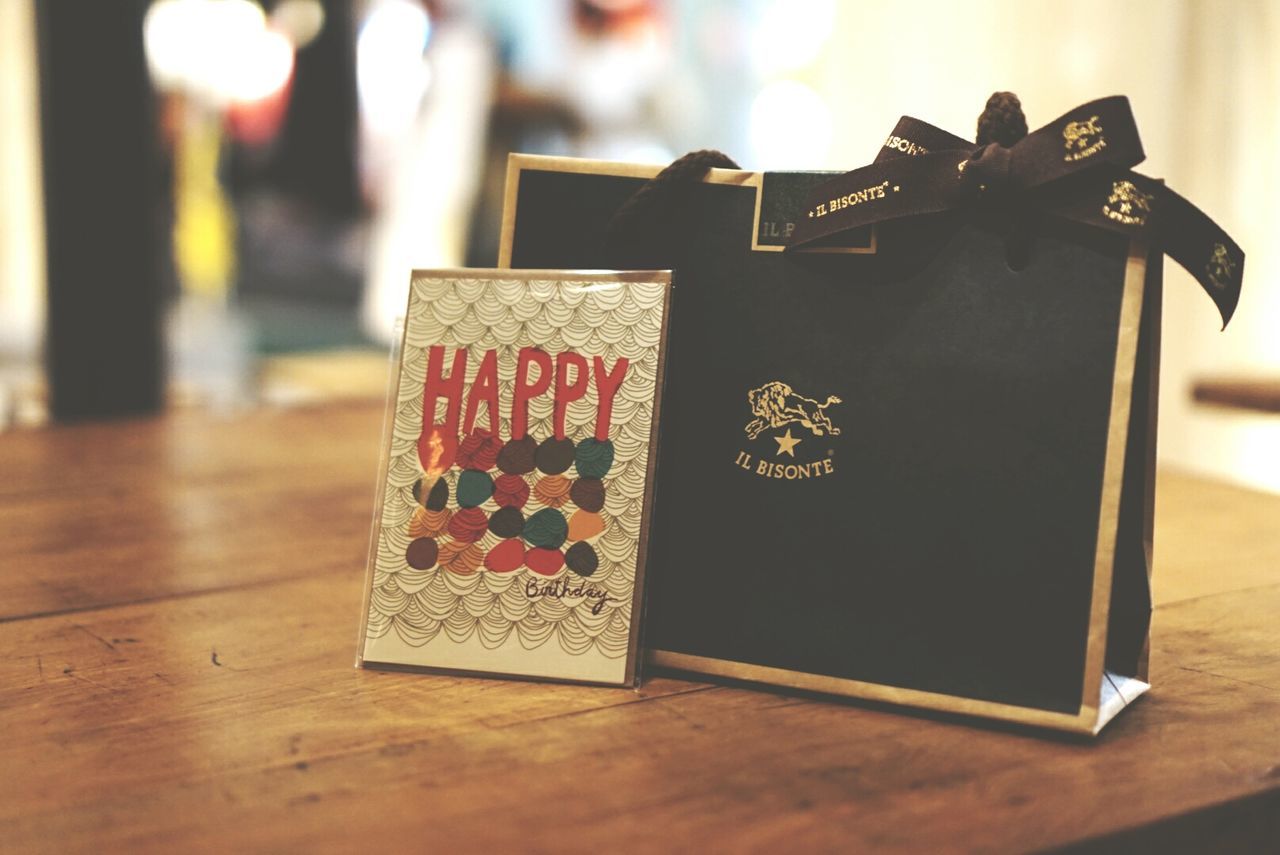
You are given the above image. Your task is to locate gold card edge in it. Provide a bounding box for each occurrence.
[360,659,637,688]
[357,271,416,668]
[410,267,672,283]
[374,265,671,683]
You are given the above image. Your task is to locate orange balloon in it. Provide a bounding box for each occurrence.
[440,540,483,575]
[409,507,451,538]
[533,474,572,508]
[567,509,605,541]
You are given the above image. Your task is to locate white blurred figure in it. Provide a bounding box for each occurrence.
[497,0,674,164]
[555,0,671,163]
[361,0,496,344]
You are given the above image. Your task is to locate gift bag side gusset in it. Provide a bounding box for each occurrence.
[1104,246,1163,685]
[1084,246,1165,733]
[360,271,667,685]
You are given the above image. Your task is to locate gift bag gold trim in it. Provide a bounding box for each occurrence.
[499,154,875,263]
[1078,241,1150,732]
[498,155,1151,734]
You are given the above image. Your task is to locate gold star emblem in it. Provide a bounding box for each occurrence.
[773,429,801,457]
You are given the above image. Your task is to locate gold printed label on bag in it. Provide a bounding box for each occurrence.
[759,173,875,251]
[733,380,840,480]
[1102,179,1154,226]
[811,180,895,218]
[1063,115,1106,161]
[1206,243,1237,291]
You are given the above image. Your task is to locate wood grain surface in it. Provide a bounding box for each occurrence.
[1,402,1278,853]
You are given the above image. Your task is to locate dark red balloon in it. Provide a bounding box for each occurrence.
[447,507,489,542]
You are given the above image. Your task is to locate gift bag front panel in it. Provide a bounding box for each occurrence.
[507,166,1132,716]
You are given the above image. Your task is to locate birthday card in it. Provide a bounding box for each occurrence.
[359,269,670,685]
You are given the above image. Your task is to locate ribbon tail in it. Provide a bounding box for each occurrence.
[1152,185,1244,329]
[1039,170,1242,328]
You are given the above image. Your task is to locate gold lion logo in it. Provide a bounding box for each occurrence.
[1206,243,1236,292]
[1063,115,1106,161]
[1102,180,1155,226]
[745,381,841,441]
[1063,115,1102,150]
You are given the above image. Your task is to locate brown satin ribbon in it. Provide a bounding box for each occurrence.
[787,96,1244,327]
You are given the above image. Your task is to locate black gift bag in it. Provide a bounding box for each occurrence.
[496,97,1241,734]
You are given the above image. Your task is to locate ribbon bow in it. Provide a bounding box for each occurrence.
[787,96,1244,327]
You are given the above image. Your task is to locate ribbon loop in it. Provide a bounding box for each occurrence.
[788,96,1243,327]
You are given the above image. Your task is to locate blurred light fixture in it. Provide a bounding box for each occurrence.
[143,0,296,106]
[749,80,832,169]
[224,28,294,104]
[751,0,836,75]
[356,0,432,135]
[270,0,325,50]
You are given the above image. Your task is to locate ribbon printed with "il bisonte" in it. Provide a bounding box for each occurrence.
[787,96,1244,327]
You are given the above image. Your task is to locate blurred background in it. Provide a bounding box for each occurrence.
[1,0,1277,491]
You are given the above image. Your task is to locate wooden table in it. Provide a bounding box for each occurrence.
[1193,377,1280,414]
[2,402,1278,853]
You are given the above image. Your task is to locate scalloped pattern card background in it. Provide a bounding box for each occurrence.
[360,271,668,684]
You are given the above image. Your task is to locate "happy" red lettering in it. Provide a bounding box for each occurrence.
[422,345,629,443]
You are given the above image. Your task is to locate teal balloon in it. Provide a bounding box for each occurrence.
[574,438,615,478]
[522,508,568,549]
[456,470,494,508]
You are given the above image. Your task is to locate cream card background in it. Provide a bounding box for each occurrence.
[361,273,665,683]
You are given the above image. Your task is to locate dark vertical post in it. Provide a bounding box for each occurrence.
[265,0,362,218]
[38,0,165,421]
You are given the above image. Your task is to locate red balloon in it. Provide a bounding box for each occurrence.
[484,538,525,573]
[492,474,530,508]
[525,547,565,576]
[457,430,503,470]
